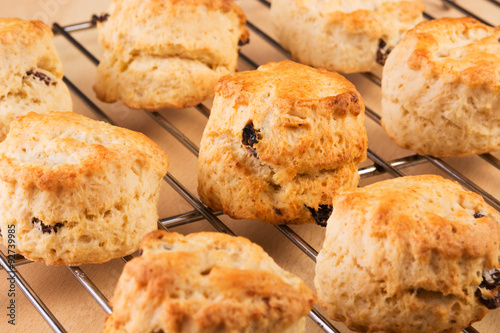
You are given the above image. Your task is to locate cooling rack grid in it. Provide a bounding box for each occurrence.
[1,0,499,332]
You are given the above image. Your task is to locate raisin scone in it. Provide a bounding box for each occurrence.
[0,18,72,141]
[381,17,500,157]
[315,175,500,333]
[94,0,249,110]
[0,112,169,265]
[270,0,424,73]
[198,60,367,225]
[104,230,316,333]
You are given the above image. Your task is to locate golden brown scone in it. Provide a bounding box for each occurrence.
[271,0,424,73]
[103,231,316,333]
[94,0,249,110]
[0,112,169,265]
[197,60,367,225]
[315,175,500,333]
[381,17,500,157]
[0,18,72,141]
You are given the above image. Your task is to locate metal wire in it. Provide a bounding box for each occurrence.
[67,266,112,314]
[0,250,67,333]
[5,1,499,332]
[441,0,494,26]
[146,112,200,157]
[485,0,500,7]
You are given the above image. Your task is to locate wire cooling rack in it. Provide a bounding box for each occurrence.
[1,0,499,332]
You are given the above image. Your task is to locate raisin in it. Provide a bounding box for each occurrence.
[305,204,332,227]
[26,70,55,86]
[242,121,261,157]
[475,288,500,309]
[474,212,485,219]
[238,37,250,47]
[95,13,110,23]
[376,39,391,66]
[274,207,283,215]
[475,268,500,309]
[32,217,64,234]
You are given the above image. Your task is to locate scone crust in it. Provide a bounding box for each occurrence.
[198,61,367,224]
[381,17,500,157]
[315,175,500,333]
[94,0,249,110]
[404,17,500,89]
[0,18,72,141]
[104,231,316,333]
[0,112,169,265]
[0,18,63,80]
[271,0,424,73]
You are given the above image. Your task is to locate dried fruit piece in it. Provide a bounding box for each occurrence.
[95,13,110,23]
[238,38,250,46]
[26,70,56,86]
[32,217,63,234]
[376,39,391,66]
[305,204,332,227]
[242,121,261,157]
[475,268,500,309]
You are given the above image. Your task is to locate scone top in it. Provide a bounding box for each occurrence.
[0,18,63,96]
[317,0,424,35]
[213,60,367,180]
[0,112,169,190]
[105,230,316,332]
[97,0,249,69]
[330,175,500,267]
[271,0,424,73]
[394,17,500,90]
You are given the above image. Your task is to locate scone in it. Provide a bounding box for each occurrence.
[381,17,500,157]
[270,0,424,73]
[0,18,72,141]
[104,230,317,333]
[94,0,249,110]
[198,60,367,225]
[0,112,169,265]
[315,175,500,333]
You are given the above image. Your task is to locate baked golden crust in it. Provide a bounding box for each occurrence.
[98,0,247,50]
[324,1,425,37]
[0,18,62,78]
[381,17,500,157]
[104,231,316,333]
[405,17,500,90]
[215,61,366,171]
[0,18,72,141]
[94,0,248,110]
[0,112,169,265]
[315,175,500,333]
[0,112,168,190]
[198,60,367,225]
[271,0,424,73]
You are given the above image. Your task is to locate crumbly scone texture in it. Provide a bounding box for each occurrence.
[271,0,424,73]
[0,112,169,265]
[198,60,367,225]
[381,17,500,157]
[94,0,249,110]
[315,175,500,333]
[0,18,72,141]
[104,231,316,333]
